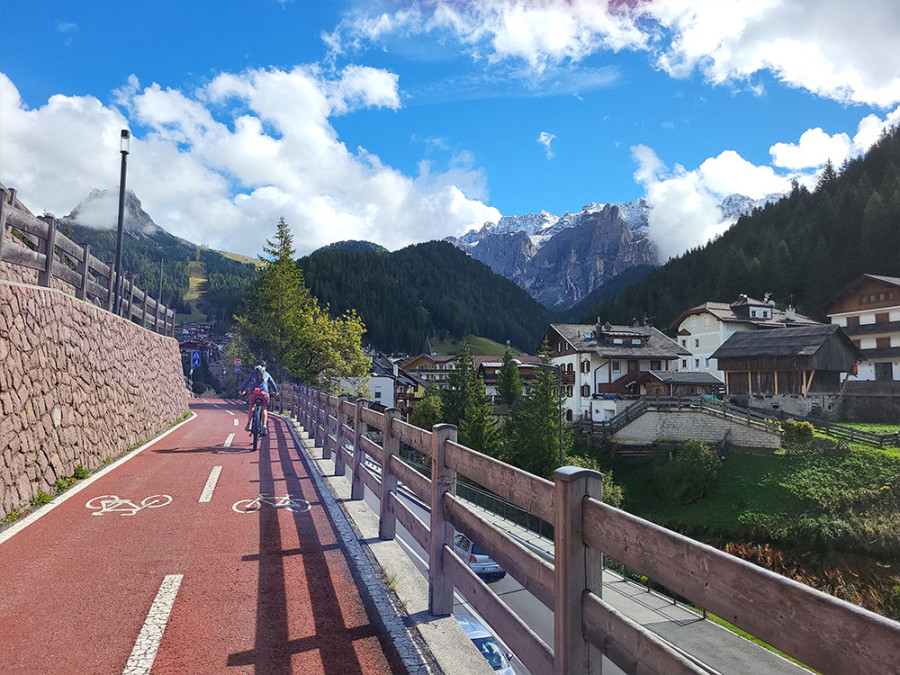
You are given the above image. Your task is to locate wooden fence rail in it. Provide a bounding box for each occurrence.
[281,384,899,675]
[0,185,175,336]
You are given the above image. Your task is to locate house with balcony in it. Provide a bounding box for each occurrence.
[474,354,542,402]
[544,321,691,422]
[399,353,457,389]
[670,294,820,381]
[826,274,900,383]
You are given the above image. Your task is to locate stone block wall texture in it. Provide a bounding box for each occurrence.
[0,280,189,520]
[612,410,782,449]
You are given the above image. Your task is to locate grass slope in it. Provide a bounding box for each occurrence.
[431,335,526,356]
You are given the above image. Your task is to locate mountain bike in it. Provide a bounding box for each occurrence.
[250,394,263,451]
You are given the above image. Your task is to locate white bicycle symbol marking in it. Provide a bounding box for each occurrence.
[232,494,311,514]
[85,494,173,516]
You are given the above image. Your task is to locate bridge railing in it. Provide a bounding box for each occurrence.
[281,384,898,675]
[0,185,175,336]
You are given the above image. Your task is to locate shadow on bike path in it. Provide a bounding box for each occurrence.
[224,420,406,674]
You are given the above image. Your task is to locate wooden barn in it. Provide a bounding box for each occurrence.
[710,324,863,396]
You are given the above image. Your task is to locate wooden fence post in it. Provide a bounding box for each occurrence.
[554,466,604,675]
[350,400,368,500]
[38,216,58,287]
[429,423,458,616]
[0,189,9,264]
[76,244,91,301]
[335,395,348,477]
[379,407,401,540]
[322,394,332,460]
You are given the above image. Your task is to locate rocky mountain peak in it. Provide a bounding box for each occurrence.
[64,188,162,236]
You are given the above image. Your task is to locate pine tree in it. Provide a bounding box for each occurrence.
[505,341,571,479]
[497,348,524,406]
[236,218,369,389]
[459,374,503,459]
[442,339,476,426]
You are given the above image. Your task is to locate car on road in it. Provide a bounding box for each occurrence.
[456,614,515,675]
[454,532,507,581]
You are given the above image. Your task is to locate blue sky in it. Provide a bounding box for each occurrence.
[2,1,899,259]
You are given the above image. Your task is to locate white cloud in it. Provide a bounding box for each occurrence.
[336,0,900,106]
[632,144,731,262]
[0,69,499,257]
[537,131,555,159]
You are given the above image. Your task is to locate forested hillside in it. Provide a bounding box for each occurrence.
[585,126,900,328]
[301,241,554,354]
[59,222,257,321]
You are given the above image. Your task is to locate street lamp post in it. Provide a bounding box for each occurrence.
[112,129,131,315]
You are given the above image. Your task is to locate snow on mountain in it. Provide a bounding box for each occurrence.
[456,193,781,253]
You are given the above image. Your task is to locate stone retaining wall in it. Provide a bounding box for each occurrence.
[612,409,782,449]
[0,280,189,520]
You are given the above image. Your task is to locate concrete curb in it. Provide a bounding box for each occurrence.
[279,415,493,675]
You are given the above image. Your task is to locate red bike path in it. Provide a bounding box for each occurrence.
[0,399,406,674]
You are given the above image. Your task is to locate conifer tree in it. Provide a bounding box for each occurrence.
[497,348,524,407]
[236,218,369,389]
[505,340,571,479]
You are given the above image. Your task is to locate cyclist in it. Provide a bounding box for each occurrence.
[239,362,278,436]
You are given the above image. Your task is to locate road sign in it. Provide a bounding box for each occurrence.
[191,350,201,368]
[234,358,242,367]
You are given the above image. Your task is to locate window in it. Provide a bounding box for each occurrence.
[705,358,711,368]
[703,315,710,328]
[613,338,624,344]
[875,362,894,381]
[876,337,891,349]
[681,339,687,347]
[612,362,621,372]
[632,338,642,345]
[650,360,661,370]
[581,360,590,373]
[876,313,890,324]
[694,359,701,369]
[751,309,757,318]
[694,338,700,348]
[682,359,688,369]
[853,339,861,349]
[567,363,574,372]
[374,387,382,400]
[581,384,590,398]
[847,316,860,327]
[566,386,573,398]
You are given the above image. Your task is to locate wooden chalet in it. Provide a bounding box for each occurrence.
[644,371,724,397]
[710,324,863,396]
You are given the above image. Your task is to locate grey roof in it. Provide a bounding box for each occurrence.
[710,324,858,359]
[648,371,724,386]
[670,298,819,330]
[551,323,690,359]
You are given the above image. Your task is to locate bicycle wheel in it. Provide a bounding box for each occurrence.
[252,403,261,451]
[232,499,261,513]
[141,495,173,509]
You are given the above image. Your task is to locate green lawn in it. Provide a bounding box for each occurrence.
[431,334,526,356]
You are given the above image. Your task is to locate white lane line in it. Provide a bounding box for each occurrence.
[233,418,239,426]
[123,574,183,675]
[223,433,235,448]
[199,466,222,503]
[227,410,235,416]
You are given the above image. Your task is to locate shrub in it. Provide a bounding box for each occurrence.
[781,419,815,448]
[73,465,90,479]
[563,454,625,508]
[652,439,721,504]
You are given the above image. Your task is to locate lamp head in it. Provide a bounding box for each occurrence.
[120,129,131,154]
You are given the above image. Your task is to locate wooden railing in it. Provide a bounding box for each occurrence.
[280,385,899,675]
[0,185,175,336]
